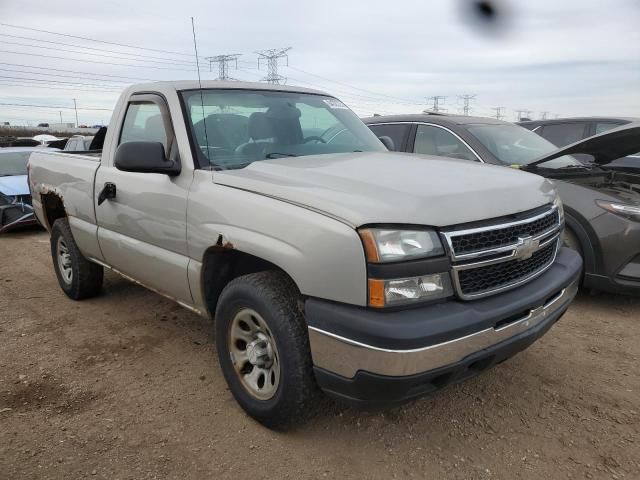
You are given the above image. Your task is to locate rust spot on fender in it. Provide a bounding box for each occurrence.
[215,234,234,249]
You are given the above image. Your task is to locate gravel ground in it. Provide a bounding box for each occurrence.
[1,229,639,480]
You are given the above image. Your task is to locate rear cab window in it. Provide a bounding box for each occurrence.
[538,122,588,147]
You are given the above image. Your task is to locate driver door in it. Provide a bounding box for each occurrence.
[95,93,194,305]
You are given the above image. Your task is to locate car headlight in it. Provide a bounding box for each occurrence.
[359,228,444,263]
[596,200,640,221]
[359,228,451,307]
[368,273,453,308]
[552,195,565,223]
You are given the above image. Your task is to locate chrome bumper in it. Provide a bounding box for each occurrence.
[308,278,578,379]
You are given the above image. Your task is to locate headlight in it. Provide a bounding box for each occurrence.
[552,195,565,223]
[596,200,640,221]
[368,273,453,308]
[359,228,444,263]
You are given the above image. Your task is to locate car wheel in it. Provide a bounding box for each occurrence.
[50,218,104,300]
[214,270,318,429]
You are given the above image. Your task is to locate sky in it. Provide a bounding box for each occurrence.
[0,0,638,126]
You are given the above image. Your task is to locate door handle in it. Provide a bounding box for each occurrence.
[97,182,117,206]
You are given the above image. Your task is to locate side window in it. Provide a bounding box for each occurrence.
[367,124,410,151]
[538,123,586,147]
[119,102,168,150]
[595,122,623,135]
[414,125,477,161]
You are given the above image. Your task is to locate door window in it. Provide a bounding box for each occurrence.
[594,122,623,135]
[119,102,168,150]
[413,124,477,161]
[538,123,586,147]
[367,123,411,151]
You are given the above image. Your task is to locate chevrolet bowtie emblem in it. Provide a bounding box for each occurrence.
[514,235,540,261]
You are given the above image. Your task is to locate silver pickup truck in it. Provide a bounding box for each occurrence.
[28,81,582,429]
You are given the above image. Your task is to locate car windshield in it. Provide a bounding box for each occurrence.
[466,124,583,168]
[181,89,386,169]
[0,151,31,176]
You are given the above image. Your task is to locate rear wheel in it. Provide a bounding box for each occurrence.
[214,271,318,429]
[50,218,103,300]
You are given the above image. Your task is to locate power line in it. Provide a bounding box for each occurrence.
[0,22,194,58]
[206,54,241,80]
[0,75,123,90]
[0,49,196,72]
[427,96,447,113]
[1,67,133,84]
[0,39,204,67]
[515,109,533,121]
[491,106,506,120]
[256,48,291,84]
[0,62,158,82]
[286,65,421,105]
[0,32,199,65]
[0,102,113,111]
[458,94,476,116]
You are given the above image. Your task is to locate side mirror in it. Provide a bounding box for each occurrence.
[114,141,180,176]
[378,135,395,151]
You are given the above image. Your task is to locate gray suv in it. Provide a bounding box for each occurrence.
[365,114,640,295]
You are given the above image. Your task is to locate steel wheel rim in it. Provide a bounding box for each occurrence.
[56,237,73,285]
[228,308,280,401]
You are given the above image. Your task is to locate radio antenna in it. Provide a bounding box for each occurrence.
[191,17,210,161]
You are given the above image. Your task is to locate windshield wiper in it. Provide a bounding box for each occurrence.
[265,152,297,159]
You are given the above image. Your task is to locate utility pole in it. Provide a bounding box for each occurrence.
[491,106,505,120]
[256,48,291,84]
[540,111,550,120]
[427,96,447,113]
[205,54,241,81]
[59,111,63,123]
[515,109,532,121]
[458,94,476,116]
[72,98,79,127]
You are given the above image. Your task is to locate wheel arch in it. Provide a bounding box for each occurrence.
[40,192,67,231]
[564,212,599,275]
[200,245,301,320]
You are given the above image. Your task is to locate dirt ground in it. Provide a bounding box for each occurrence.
[1,230,638,480]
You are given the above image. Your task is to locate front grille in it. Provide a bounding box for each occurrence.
[442,206,562,300]
[457,240,557,296]
[451,210,559,256]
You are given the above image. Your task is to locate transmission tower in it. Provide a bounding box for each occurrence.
[491,106,506,120]
[458,94,476,116]
[427,96,447,113]
[539,111,550,120]
[515,109,533,121]
[205,54,241,81]
[256,48,291,84]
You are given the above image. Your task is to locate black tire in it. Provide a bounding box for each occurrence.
[214,271,318,430]
[50,218,103,300]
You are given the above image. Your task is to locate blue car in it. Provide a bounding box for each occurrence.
[0,147,42,233]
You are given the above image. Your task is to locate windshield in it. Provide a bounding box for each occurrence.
[181,89,386,169]
[0,151,31,176]
[466,124,583,168]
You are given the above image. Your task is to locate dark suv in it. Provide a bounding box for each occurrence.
[518,117,639,171]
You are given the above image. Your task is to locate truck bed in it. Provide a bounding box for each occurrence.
[28,150,102,259]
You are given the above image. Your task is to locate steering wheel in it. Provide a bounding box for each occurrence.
[303,136,326,144]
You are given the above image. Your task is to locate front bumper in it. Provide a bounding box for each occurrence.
[583,212,640,295]
[306,247,582,404]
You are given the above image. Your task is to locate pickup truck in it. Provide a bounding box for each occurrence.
[28,81,583,429]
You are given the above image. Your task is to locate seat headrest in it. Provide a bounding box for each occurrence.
[248,112,274,141]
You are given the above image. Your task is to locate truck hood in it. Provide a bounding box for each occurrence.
[214,152,556,227]
[0,175,29,197]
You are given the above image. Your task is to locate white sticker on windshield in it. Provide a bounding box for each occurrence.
[323,98,349,110]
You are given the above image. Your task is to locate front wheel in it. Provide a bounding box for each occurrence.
[50,218,104,300]
[214,271,318,429]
